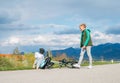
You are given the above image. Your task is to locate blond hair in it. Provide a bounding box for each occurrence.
[80,24,86,28]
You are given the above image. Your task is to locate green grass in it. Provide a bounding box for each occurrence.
[0,57,14,71]
[81,60,119,66]
[0,53,34,71]
[53,60,119,68]
[0,55,119,71]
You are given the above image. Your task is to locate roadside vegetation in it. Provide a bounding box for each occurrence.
[0,48,119,71]
[0,52,119,71]
[0,53,34,71]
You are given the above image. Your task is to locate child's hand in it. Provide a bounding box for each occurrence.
[82,46,86,50]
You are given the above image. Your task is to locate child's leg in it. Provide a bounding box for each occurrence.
[33,59,37,68]
[43,57,52,69]
[86,46,92,66]
[78,48,86,65]
[36,59,41,69]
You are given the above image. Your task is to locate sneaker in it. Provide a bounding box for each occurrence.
[73,64,80,68]
[88,65,92,69]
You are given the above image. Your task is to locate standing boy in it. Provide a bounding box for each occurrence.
[73,24,93,69]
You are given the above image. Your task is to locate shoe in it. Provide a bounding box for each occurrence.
[73,64,80,68]
[88,65,92,69]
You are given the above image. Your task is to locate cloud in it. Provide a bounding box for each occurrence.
[0,23,69,41]
[0,34,80,49]
[0,0,120,53]
[0,24,34,39]
[1,30,120,48]
[1,0,120,21]
[0,11,20,24]
[0,24,39,31]
[0,30,120,53]
[92,31,120,45]
[106,26,120,35]
[54,29,80,35]
[39,24,68,29]
[0,23,68,31]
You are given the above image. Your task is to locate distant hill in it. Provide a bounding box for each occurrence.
[1,43,120,60]
[52,43,120,60]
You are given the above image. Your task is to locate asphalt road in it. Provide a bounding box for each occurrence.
[0,64,120,83]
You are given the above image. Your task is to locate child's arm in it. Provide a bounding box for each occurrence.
[35,52,38,58]
[83,30,90,46]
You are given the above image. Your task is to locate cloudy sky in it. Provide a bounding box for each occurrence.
[0,0,120,53]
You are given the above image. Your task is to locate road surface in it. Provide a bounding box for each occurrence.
[0,64,120,83]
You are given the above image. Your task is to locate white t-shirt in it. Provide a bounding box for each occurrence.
[35,52,44,60]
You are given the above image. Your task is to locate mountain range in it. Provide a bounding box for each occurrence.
[1,43,119,60]
[51,43,120,60]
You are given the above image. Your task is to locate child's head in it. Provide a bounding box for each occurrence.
[79,24,86,31]
[39,48,45,54]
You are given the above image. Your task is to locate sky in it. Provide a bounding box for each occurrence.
[0,0,120,53]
